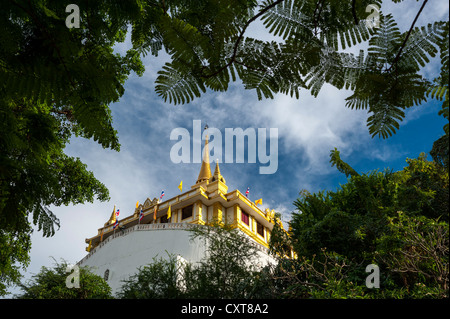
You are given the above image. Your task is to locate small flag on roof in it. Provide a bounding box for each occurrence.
[245,187,249,197]
[160,190,165,200]
[255,198,262,205]
[116,208,120,217]
[113,219,119,229]
[139,209,144,221]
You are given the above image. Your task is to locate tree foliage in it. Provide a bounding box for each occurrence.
[377,213,448,295]
[286,151,449,298]
[117,254,184,299]
[329,147,359,178]
[429,20,449,170]
[137,0,449,140]
[0,0,144,294]
[16,260,112,299]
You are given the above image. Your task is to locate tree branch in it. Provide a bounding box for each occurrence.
[202,0,285,79]
[10,0,77,88]
[388,0,429,71]
[352,0,358,25]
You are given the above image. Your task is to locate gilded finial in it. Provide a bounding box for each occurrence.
[195,124,212,184]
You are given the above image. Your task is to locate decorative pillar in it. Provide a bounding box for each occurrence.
[213,202,223,224]
[195,200,205,225]
[175,209,180,223]
[232,204,240,228]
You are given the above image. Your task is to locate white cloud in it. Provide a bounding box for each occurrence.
[382,0,449,31]
[253,86,370,174]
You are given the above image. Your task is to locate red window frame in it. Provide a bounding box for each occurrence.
[241,211,249,225]
[256,222,264,237]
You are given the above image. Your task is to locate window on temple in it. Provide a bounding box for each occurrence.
[241,211,249,226]
[256,221,264,237]
[182,205,193,220]
[160,214,169,223]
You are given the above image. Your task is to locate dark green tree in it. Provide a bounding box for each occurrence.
[429,21,449,170]
[117,254,185,299]
[285,150,449,298]
[16,260,112,299]
[0,0,145,294]
[291,151,448,259]
[376,213,448,297]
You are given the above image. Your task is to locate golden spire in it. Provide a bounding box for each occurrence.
[104,205,116,226]
[196,133,212,184]
[212,158,225,184]
[213,159,221,177]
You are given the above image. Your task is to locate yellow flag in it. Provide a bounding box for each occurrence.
[178,181,183,192]
[167,205,171,219]
[136,201,139,208]
[111,205,116,224]
[154,205,157,221]
[86,240,92,252]
[255,198,262,205]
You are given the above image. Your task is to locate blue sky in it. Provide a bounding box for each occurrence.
[6,0,449,297]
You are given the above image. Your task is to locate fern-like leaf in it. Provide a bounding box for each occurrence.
[32,205,60,238]
[397,22,446,72]
[155,63,206,105]
[260,0,312,40]
[368,14,402,67]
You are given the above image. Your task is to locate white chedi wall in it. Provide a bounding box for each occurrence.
[78,223,276,295]
[78,224,207,294]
